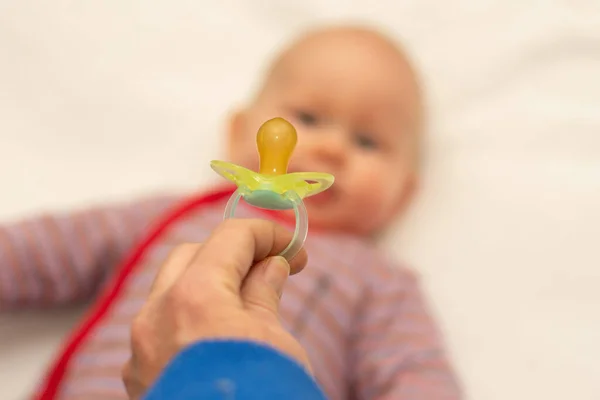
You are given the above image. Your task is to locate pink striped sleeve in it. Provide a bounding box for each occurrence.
[0,195,179,310]
[352,264,462,400]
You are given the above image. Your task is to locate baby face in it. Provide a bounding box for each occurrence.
[227,28,421,235]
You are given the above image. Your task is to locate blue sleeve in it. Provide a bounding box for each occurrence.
[143,339,327,400]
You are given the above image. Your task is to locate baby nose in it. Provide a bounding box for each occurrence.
[312,131,347,165]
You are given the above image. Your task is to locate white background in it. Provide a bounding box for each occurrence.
[1,1,599,399]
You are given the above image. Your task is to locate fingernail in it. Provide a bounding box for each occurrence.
[264,256,290,298]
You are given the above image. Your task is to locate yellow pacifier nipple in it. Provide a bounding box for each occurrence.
[256,117,297,176]
[211,116,334,202]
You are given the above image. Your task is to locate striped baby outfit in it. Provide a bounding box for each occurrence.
[0,187,461,400]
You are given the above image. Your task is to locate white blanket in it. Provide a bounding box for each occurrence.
[1,1,599,399]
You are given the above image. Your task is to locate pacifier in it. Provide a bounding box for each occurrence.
[211,117,335,260]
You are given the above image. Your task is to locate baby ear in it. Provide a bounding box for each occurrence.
[394,171,419,216]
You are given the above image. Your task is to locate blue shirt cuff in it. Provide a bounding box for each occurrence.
[143,339,327,400]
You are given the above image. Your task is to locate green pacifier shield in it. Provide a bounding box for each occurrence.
[244,190,295,210]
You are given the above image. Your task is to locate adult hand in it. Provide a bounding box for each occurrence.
[122,218,311,400]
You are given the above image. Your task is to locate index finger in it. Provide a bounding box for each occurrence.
[183,218,308,288]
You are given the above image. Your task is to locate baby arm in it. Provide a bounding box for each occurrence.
[0,195,178,310]
[352,267,462,400]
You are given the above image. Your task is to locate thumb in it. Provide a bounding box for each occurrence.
[241,256,290,316]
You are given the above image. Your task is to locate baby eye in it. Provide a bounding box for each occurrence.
[295,110,319,126]
[354,133,379,150]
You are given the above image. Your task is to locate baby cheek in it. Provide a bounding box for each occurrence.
[353,173,390,211]
[239,150,260,171]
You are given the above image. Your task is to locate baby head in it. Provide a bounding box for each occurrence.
[226,25,422,236]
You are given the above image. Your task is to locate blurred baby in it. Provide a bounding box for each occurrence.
[0,25,461,399]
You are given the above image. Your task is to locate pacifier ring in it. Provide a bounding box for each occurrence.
[223,188,308,261]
